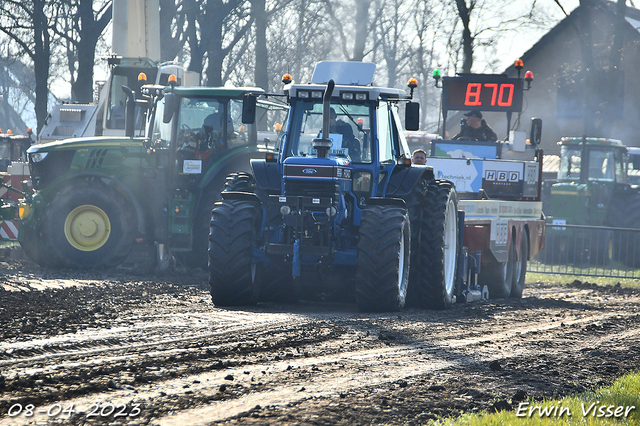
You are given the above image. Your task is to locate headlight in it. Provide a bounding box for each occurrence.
[280,205,291,215]
[31,152,48,163]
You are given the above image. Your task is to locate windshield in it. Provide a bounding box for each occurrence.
[255,101,289,150]
[285,100,373,163]
[0,141,10,159]
[558,146,581,180]
[559,146,625,182]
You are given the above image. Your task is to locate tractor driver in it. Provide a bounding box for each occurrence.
[195,112,226,159]
[329,107,361,161]
[453,110,498,142]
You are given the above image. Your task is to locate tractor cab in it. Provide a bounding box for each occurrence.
[549,137,627,226]
[627,146,640,185]
[272,62,417,216]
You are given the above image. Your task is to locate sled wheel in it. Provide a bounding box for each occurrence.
[510,231,529,299]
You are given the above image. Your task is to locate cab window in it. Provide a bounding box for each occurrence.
[150,99,171,147]
[377,101,393,162]
[559,147,581,180]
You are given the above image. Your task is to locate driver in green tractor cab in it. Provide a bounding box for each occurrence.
[179,110,229,161]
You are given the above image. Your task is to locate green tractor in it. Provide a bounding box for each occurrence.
[19,81,287,269]
[545,136,634,265]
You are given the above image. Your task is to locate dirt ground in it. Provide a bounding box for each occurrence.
[1,257,639,425]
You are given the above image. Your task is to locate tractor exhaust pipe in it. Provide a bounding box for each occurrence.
[122,85,136,138]
[312,80,335,158]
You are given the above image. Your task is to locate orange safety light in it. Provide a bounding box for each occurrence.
[282,74,292,84]
[274,123,283,131]
[168,74,178,86]
[515,59,524,69]
[407,78,418,89]
[27,127,33,134]
[138,72,147,82]
[6,129,11,135]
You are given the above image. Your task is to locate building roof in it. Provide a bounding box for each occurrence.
[503,0,640,76]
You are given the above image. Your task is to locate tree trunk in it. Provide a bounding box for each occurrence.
[456,0,474,73]
[252,0,269,90]
[184,0,204,75]
[204,10,226,87]
[352,0,372,61]
[159,0,184,62]
[33,0,50,133]
[579,0,596,135]
[71,0,112,103]
[293,0,307,79]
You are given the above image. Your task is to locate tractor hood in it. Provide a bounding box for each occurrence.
[28,136,145,154]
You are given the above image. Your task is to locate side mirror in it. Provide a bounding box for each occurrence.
[163,93,178,124]
[530,117,542,147]
[405,102,420,131]
[242,95,257,124]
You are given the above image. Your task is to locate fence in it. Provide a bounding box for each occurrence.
[529,223,640,278]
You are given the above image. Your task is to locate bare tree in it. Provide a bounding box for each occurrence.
[53,0,112,103]
[322,0,376,61]
[372,0,414,88]
[265,0,334,90]
[160,0,188,63]
[407,0,448,130]
[0,0,59,132]
[447,0,547,74]
[573,0,628,136]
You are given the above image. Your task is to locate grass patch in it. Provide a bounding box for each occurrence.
[526,272,640,289]
[431,372,640,425]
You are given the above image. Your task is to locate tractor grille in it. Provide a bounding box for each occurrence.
[284,179,337,198]
[29,150,75,190]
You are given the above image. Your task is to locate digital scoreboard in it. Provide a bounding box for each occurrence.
[441,75,524,113]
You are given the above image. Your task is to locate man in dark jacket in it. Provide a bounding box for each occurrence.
[329,107,361,160]
[453,110,498,142]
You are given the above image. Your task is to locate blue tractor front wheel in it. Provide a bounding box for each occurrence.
[208,200,261,306]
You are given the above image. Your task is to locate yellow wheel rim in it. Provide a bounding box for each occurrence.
[64,205,111,251]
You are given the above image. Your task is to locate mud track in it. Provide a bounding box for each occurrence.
[1,258,639,425]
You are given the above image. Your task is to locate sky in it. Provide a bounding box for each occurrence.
[491,0,580,72]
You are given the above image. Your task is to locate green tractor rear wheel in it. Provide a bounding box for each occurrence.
[40,182,136,269]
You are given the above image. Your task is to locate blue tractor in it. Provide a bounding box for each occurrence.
[208,62,461,311]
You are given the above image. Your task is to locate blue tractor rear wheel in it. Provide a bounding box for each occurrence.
[415,181,459,309]
[356,205,410,312]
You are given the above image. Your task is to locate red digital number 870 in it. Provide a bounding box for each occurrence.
[464,83,514,107]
